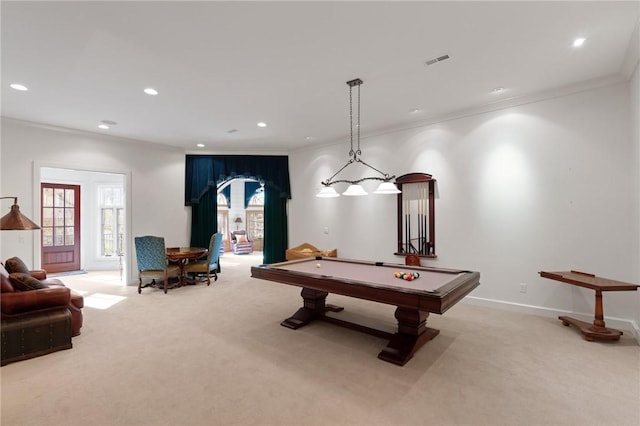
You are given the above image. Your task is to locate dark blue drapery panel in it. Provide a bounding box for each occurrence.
[244,181,261,208]
[220,185,231,205]
[185,155,291,264]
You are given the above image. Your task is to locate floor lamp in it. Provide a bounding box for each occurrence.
[0,197,40,230]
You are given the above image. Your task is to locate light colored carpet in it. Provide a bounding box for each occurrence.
[1,253,638,426]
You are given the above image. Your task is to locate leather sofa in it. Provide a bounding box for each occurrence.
[1,258,84,337]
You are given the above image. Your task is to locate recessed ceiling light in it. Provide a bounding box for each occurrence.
[257,122,267,128]
[409,108,421,114]
[573,38,586,48]
[144,87,158,95]
[491,87,505,94]
[10,83,28,91]
[305,136,311,140]
[98,124,109,130]
[196,143,205,148]
[227,129,238,134]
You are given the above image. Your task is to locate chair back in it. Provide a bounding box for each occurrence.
[135,236,168,271]
[231,230,249,241]
[207,233,223,268]
[405,254,421,266]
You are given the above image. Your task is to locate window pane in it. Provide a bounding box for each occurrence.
[114,188,123,205]
[65,189,75,208]
[54,227,65,246]
[117,208,125,254]
[54,208,65,226]
[43,228,53,247]
[65,227,74,245]
[42,188,54,207]
[42,208,54,227]
[102,208,113,256]
[54,189,65,207]
[65,208,74,226]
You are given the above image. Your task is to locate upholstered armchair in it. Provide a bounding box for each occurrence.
[1,257,86,365]
[230,230,254,255]
[134,236,180,294]
[1,257,84,337]
[184,233,223,285]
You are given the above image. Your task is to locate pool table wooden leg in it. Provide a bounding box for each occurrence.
[281,288,344,329]
[378,308,439,366]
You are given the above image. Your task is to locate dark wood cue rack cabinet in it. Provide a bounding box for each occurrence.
[395,173,436,259]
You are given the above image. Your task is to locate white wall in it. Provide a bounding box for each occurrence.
[631,63,640,330]
[289,81,639,332]
[0,118,189,284]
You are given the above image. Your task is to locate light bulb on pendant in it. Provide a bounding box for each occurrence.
[342,184,368,196]
[316,186,340,198]
[373,181,401,194]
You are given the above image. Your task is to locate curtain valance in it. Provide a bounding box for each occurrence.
[185,155,290,206]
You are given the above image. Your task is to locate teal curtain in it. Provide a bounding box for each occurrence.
[185,155,291,264]
[244,181,261,208]
[189,188,217,249]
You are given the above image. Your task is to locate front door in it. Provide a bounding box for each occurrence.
[41,183,81,273]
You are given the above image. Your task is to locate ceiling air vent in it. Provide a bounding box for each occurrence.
[425,54,450,66]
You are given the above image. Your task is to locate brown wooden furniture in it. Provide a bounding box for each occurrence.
[285,242,337,261]
[166,247,207,285]
[405,254,421,266]
[539,270,639,341]
[252,257,480,366]
[395,173,437,259]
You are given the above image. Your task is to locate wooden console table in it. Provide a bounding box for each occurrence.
[539,270,639,341]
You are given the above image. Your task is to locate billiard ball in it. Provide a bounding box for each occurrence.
[316,263,321,268]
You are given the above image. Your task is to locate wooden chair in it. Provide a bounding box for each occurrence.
[184,233,223,285]
[405,254,421,266]
[134,236,180,294]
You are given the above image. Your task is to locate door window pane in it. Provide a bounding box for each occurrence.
[42,208,53,227]
[65,227,74,246]
[42,188,53,207]
[43,228,53,247]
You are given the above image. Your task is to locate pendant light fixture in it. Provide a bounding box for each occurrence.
[316,78,401,197]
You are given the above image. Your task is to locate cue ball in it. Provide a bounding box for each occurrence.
[316,263,321,268]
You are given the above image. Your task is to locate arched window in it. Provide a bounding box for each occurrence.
[217,193,228,206]
[248,190,264,206]
[246,186,264,250]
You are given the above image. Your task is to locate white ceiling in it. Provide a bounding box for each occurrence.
[2,1,638,153]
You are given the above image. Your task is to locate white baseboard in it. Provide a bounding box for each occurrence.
[463,296,640,346]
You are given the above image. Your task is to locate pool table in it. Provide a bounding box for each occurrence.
[251,257,480,366]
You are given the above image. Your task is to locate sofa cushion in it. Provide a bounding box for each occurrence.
[9,273,49,291]
[5,257,30,274]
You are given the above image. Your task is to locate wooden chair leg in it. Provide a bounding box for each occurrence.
[138,278,142,294]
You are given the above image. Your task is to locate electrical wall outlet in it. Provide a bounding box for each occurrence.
[519,283,528,293]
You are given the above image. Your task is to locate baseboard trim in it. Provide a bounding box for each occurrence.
[463,296,640,346]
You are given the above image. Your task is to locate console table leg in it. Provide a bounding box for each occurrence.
[593,290,605,328]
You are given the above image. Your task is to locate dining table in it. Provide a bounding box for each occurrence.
[166,246,208,285]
